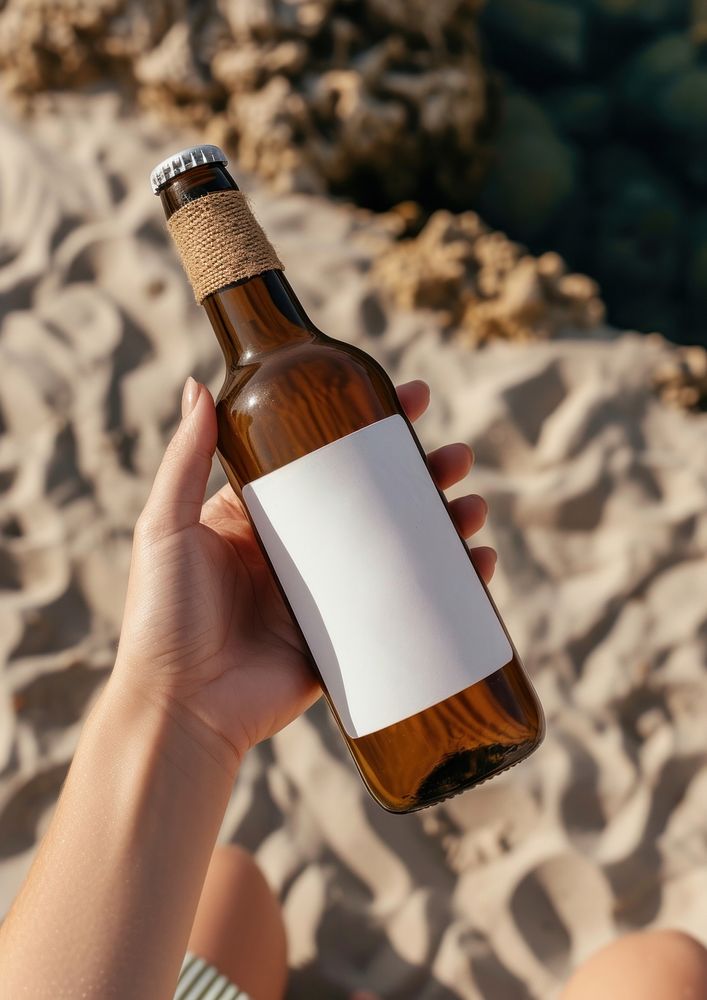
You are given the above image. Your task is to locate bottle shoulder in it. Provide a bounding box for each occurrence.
[218,337,389,401]
[215,337,400,482]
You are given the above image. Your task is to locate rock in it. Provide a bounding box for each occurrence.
[372,211,479,317]
[653,344,707,410]
[0,0,492,210]
[480,0,589,79]
[367,0,485,42]
[228,76,321,194]
[546,84,612,142]
[683,209,707,341]
[619,33,707,187]
[308,67,412,197]
[0,1,182,92]
[656,67,707,187]
[212,40,309,92]
[372,209,605,345]
[618,33,692,141]
[135,22,219,111]
[687,211,707,306]
[658,66,707,135]
[589,145,684,295]
[592,0,687,32]
[477,91,578,243]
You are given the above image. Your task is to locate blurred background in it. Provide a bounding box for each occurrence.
[0,2,707,998]
[4,0,707,352]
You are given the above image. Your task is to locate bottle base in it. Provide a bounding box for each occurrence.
[375,736,542,815]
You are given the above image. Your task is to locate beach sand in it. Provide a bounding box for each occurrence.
[1,92,707,999]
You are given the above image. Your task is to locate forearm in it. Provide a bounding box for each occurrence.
[0,674,238,1000]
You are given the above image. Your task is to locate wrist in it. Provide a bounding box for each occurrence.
[95,671,241,789]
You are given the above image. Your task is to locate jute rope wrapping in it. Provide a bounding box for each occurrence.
[167,189,284,303]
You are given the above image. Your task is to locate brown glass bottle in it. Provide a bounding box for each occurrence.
[156,154,544,813]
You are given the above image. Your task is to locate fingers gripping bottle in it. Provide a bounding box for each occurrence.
[151,145,544,813]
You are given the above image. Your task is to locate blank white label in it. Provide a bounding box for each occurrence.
[242,415,513,738]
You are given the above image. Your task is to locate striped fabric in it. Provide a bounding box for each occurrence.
[174,952,251,1000]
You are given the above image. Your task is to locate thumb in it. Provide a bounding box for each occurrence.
[140,377,218,537]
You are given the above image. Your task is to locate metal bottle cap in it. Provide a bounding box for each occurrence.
[150,144,228,194]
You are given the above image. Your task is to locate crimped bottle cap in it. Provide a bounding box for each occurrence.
[150,144,228,194]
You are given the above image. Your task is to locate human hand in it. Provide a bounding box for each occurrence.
[114,377,497,770]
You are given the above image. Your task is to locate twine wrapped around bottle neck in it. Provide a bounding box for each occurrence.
[166,189,284,303]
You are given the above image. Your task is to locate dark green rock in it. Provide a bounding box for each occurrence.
[477,0,699,343]
[478,91,578,242]
[546,84,612,141]
[657,67,707,186]
[620,33,693,128]
[620,34,707,187]
[590,145,684,294]
[480,0,588,79]
[591,0,687,32]
[687,210,707,306]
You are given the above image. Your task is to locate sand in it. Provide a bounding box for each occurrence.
[1,91,707,1000]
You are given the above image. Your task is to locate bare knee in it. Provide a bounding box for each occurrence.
[189,844,287,1000]
[562,929,707,1000]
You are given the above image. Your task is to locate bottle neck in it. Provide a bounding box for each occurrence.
[203,270,316,366]
[159,164,316,366]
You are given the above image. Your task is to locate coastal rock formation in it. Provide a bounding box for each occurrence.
[373,210,605,345]
[652,343,707,411]
[0,1,182,91]
[0,0,490,206]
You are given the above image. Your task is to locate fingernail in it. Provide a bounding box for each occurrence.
[181,376,200,418]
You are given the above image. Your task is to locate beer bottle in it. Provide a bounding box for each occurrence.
[151,145,544,813]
